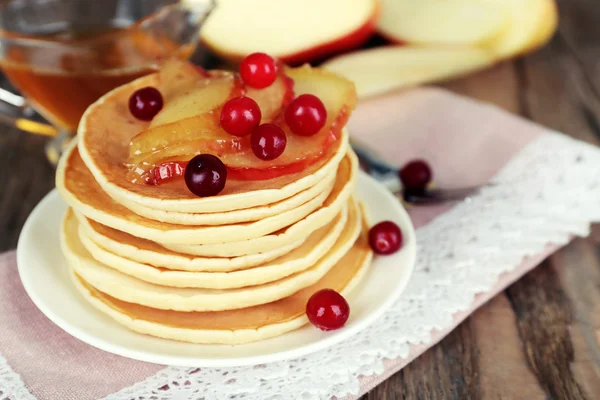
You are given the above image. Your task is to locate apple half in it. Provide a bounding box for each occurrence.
[200,0,378,64]
[322,46,496,99]
[376,0,508,46]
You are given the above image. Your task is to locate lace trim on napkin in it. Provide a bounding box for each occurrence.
[0,355,37,400]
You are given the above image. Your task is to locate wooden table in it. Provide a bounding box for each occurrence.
[1,0,599,397]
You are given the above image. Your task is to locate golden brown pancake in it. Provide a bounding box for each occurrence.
[75,203,349,287]
[70,217,372,344]
[77,215,306,272]
[61,199,362,312]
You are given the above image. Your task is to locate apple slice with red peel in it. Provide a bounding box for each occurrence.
[220,66,355,180]
[200,0,377,65]
[128,70,293,169]
[142,65,356,183]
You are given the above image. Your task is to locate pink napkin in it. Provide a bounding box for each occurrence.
[0,88,595,399]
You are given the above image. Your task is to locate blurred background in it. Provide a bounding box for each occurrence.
[2,0,596,250]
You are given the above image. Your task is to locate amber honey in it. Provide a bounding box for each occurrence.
[0,26,192,132]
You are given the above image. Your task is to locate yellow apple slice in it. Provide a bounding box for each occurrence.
[377,0,508,45]
[485,0,558,58]
[200,0,377,64]
[223,65,357,180]
[129,71,294,167]
[139,65,357,183]
[156,59,210,100]
[323,46,495,99]
[150,76,238,128]
[526,0,558,53]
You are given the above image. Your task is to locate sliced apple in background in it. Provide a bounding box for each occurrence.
[526,0,558,53]
[484,0,558,59]
[200,0,377,64]
[376,0,508,46]
[322,46,496,99]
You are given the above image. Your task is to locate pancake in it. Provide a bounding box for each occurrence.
[57,142,356,245]
[61,199,363,312]
[75,203,349,287]
[76,68,349,213]
[77,215,305,272]
[113,167,337,226]
[70,226,371,344]
[162,152,357,256]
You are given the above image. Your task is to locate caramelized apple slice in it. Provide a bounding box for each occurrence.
[220,66,356,179]
[157,59,211,100]
[142,65,356,182]
[150,74,240,128]
[247,72,295,121]
[129,73,244,162]
[129,71,293,168]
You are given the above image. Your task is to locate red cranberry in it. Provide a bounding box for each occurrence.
[399,159,432,190]
[369,221,403,255]
[239,52,278,89]
[284,94,327,136]
[306,289,350,331]
[129,87,163,121]
[251,123,287,160]
[184,154,227,197]
[220,96,262,136]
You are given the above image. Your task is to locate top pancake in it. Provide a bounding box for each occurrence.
[77,71,349,213]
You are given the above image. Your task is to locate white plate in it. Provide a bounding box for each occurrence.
[17,172,416,367]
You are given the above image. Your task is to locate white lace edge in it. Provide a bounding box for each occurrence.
[0,355,37,400]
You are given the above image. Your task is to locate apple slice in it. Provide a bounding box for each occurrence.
[322,46,496,99]
[156,59,211,100]
[485,0,558,59]
[377,0,508,45]
[150,75,241,128]
[129,73,242,163]
[219,66,356,180]
[200,0,377,64]
[526,0,558,53]
[128,71,294,169]
[142,66,356,183]
[247,72,295,121]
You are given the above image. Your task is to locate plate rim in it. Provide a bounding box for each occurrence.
[17,172,416,367]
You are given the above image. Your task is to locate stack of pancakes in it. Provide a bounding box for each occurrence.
[56,74,372,345]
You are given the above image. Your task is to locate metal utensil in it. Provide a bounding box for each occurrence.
[351,139,483,205]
